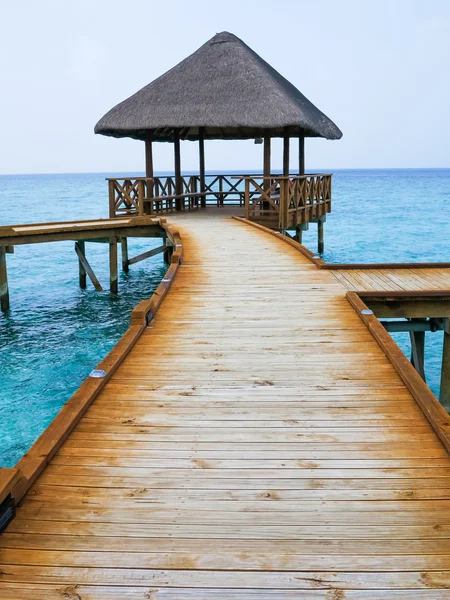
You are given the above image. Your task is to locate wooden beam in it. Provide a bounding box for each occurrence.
[74,242,103,292]
[283,130,290,176]
[128,244,166,266]
[0,247,10,312]
[440,331,450,411]
[77,240,87,288]
[199,128,206,208]
[365,300,450,319]
[121,238,129,273]
[109,239,118,294]
[299,136,305,175]
[174,131,182,211]
[263,134,271,189]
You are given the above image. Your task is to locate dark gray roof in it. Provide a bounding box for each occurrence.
[95,32,342,142]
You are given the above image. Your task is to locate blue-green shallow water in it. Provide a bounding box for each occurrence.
[0,173,167,467]
[0,169,448,467]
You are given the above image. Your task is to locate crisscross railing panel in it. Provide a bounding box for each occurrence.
[107,173,332,225]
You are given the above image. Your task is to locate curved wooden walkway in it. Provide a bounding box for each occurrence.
[1,209,450,598]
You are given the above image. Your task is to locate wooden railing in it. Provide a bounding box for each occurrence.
[242,174,332,229]
[107,174,332,229]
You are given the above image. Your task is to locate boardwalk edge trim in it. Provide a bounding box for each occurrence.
[0,218,183,505]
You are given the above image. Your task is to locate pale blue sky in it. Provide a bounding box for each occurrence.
[1,0,450,174]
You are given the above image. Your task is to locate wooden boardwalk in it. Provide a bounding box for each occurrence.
[1,209,450,598]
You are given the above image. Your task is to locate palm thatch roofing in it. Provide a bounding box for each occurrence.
[95,32,342,142]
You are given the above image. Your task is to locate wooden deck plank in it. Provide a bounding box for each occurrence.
[1,208,450,596]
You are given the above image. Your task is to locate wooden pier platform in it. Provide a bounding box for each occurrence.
[1,208,450,598]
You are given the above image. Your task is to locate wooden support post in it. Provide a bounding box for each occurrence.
[283,130,290,176]
[299,136,305,175]
[77,240,87,288]
[410,328,426,381]
[318,218,324,254]
[199,128,206,208]
[263,134,271,188]
[121,238,129,273]
[108,180,115,218]
[109,239,118,294]
[0,247,10,312]
[174,131,182,211]
[295,226,302,244]
[145,136,154,214]
[244,179,250,220]
[74,242,103,292]
[163,239,171,265]
[440,331,450,411]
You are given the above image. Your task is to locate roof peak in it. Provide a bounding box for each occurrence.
[210,31,240,44]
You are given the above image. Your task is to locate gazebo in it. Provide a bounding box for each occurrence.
[95,31,342,240]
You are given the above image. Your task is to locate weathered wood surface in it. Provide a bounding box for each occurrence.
[1,208,450,597]
[334,267,450,292]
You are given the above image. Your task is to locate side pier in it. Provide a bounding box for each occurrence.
[0,216,164,310]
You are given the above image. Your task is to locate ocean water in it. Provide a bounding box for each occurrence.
[0,169,448,467]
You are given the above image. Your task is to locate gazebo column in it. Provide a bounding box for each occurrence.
[283,130,290,176]
[174,131,183,211]
[262,134,271,214]
[199,128,206,208]
[299,136,305,176]
[263,133,271,186]
[145,136,154,214]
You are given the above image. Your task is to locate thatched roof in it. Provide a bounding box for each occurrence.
[95,32,342,142]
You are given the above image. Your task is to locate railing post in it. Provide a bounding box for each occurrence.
[279,179,287,232]
[244,179,249,220]
[108,180,115,218]
[138,180,145,216]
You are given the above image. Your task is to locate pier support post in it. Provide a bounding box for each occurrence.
[121,238,129,273]
[109,239,118,294]
[295,226,302,244]
[77,240,87,288]
[440,331,450,411]
[410,328,426,381]
[318,218,325,254]
[0,247,10,312]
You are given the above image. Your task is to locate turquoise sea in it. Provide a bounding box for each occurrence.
[0,169,449,467]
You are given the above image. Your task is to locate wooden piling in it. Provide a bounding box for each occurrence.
[77,240,87,288]
[75,242,103,292]
[121,238,129,273]
[318,218,324,254]
[410,329,426,380]
[440,330,450,410]
[0,247,10,312]
[109,239,118,294]
[295,226,302,244]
